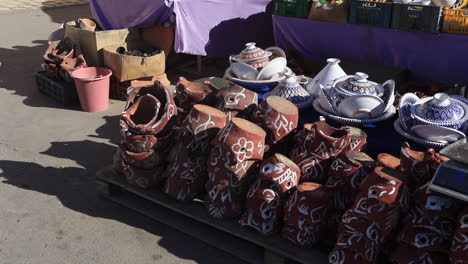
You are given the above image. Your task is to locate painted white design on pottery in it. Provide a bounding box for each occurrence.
[231,137,254,162]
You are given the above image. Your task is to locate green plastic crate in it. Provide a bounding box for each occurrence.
[274,0,312,18]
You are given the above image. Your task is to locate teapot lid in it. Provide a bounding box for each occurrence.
[336,72,379,96]
[239,42,270,61]
[416,93,465,122]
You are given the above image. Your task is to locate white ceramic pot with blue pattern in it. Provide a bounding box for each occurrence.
[265,73,312,109]
[398,93,468,132]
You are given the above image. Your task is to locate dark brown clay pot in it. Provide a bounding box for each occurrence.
[340,126,368,153]
[120,149,160,169]
[281,182,328,247]
[250,96,299,144]
[215,83,258,113]
[451,207,468,263]
[389,243,450,264]
[212,117,266,163]
[291,151,331,184]
[413,184,460,221]
[121,129,158,153]
[398,225,452,253]
[327,151,374,191]
[328,247,374,264]
[163,156,208,202]
[359,167,409,210]
[175,77,217,108]
[403,206,456,239]
[240,178,284,235]
[119,158,165,189]
[376,153,401,170]
[400,142,448,190]
[351,192,400,225]
[335,220,383,261]
[258,153,301,193]
[204,178,246,219]
[123,82,178,135]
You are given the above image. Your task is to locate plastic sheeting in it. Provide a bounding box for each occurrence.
[273,15,468,85]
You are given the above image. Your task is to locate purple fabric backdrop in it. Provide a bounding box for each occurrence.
[89,0,171,30]
[273,15,468,85]
[89,0,274,56]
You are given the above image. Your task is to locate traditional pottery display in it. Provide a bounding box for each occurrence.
[214,82,258,120]
[389,184,460,263]
[174,77,218,121]
[114,82,178,188]
[225,42,289,91]
[307,58,347,97]
[281,182,329,247]
[395,92,468,148]
[331,167,407,264]
[313,71,396,125]
[204,117,266,219]
[264,73,313,109]
[240,153,300,235]
[250,96,299,146]
[164,104,227,202]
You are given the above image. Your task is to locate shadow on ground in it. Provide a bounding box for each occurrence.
[0,5,91,109]
[0,114,242,263]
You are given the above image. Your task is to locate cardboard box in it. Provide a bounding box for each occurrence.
[140,25,175,58]
[64,20,139,67]
[103,42,165,82]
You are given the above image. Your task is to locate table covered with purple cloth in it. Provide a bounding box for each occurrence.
[89,0,274,56]
[273,15,468,86]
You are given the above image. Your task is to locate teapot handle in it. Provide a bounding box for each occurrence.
[229,55,235,64]
[382,79,395,90]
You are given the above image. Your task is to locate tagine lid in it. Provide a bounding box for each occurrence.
[232,42,272,62]
[335,72,380,96]
[415,93,466,122]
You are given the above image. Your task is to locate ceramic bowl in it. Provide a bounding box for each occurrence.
[265,46,286,58]
[230,62,258,80]
[224,68,284,91]
[410,94,468,130]
[393,119,449,149]
[257,57,287,80]
[432,0,457,7]
[313,98,396,126]
[337,95,386,119]
[410,125,466,144]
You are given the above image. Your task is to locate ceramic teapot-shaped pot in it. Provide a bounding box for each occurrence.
[334,72,384,97]
[307,58,347,97]
[405,93,468,130]
[266,73,312,109]
[230,42,272,64]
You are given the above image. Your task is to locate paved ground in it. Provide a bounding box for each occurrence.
[0,5,245,264]
[0,0,87,11]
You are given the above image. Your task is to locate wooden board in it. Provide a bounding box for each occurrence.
[96,167,330,264]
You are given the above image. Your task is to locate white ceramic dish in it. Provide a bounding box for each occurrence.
[410,125,466,144]
[265,46,286,58]
[393,118,449,149]
[313,98,396,126]
[230,62,258,80]
[337,95,386,119]
[256,57,287,80]
[398,93,420,131]
[318,85,338,114]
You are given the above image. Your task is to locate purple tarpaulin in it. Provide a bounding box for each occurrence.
[89,0,274,56]
[273,15,468,85]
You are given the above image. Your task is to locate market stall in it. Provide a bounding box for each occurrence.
[89,0,275,56]
[273,15,468,85]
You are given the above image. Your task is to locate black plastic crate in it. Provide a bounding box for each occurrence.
[35,71,79,107]
[349,0,393,28]
[391,3,443,33]
[273,0,312,18]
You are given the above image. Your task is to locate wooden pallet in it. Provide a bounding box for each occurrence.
[96,167,330,264]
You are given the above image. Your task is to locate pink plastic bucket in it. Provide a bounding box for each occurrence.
[71,67,112,112]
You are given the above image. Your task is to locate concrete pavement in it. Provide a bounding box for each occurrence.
[0,0,87,11]
[0,5,245,264]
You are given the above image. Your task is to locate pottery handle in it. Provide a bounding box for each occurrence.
[229,55,235,64]
[382,79,395,91]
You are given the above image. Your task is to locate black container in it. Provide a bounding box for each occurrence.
[349,0,393,28]
[391,3,443,33]
[35,71,79,107]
